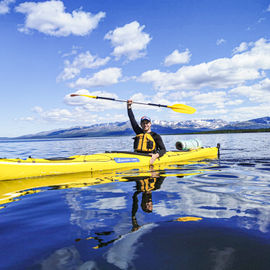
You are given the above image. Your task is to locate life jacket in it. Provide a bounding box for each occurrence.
[133,132,156,152]
[138,178,157,192]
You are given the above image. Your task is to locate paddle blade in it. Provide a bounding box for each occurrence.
[70,94,97,99]
[168,104,196,114]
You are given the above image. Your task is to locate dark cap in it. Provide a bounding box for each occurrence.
[140,116,151,123]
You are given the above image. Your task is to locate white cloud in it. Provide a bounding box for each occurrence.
[70,51,110,70]
[232,41,249,54]
[199,108,228,117]
[192,91,227,108]
[225,105,270,121]
[164,49,191,66]
[226,99,244,106]
[230,78,270,104]
[267,4,270,12]
[58,66,80,81]
[58,51,110,81]
[105,21,151,61]
[15,0,105,36]
[167,90,200,100]
[71,67,122,88]
[31,105,77,123]
[60,46,80,57]
[18,116,35,121]
[35,108,73,122]
[31,101,126,124]
[216,38,226,46]
[139,38,270,91]
[0,0,15,14]
[257,17,265,24]
[32,106,43,113]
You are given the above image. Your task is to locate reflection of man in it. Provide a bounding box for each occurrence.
[75,173,166,248]
[129,175,166,231]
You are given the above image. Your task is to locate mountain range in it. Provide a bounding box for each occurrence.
[15,116,270,139]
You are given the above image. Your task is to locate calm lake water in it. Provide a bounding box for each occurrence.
[0,133,270,270]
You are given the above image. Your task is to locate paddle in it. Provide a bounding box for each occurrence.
[70,94,196,114]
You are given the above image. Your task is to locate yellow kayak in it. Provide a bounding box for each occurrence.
[0,146,219,181]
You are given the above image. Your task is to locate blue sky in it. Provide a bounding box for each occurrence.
[1,0,270,137]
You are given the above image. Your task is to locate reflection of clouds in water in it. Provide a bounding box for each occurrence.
[90,196,127,210]
[79,261,99,270]
[90,185,128,194]
[154,179,240,219]
[70,209,120,231]
[210,247,235,270]
[105,224,158,270]
[65,190,131,236]
[40,246,82,270]
[154,176,270,233]
[40,246,99,270]
[255,209,270,233]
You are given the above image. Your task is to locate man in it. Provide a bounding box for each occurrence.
[127,99,166,165]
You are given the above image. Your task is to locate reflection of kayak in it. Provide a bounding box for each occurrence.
[0,164,201,207]
[0,170,126,207]
[0,154,217,208]
[0,146,219,181]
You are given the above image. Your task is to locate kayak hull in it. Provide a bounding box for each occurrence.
[0,147,218,181]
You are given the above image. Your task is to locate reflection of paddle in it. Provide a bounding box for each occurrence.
[70,94,196,114]
[175,217,202,222]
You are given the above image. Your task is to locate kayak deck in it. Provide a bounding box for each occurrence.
[0,147,219,181]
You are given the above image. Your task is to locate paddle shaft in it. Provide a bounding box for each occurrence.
[94,96,168,108]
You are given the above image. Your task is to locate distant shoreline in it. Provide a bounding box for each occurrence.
[1,128,270,140]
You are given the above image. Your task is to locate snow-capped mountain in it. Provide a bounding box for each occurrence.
[152,119,229,130]
[16,116,270,139]
[220,116,270,130]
